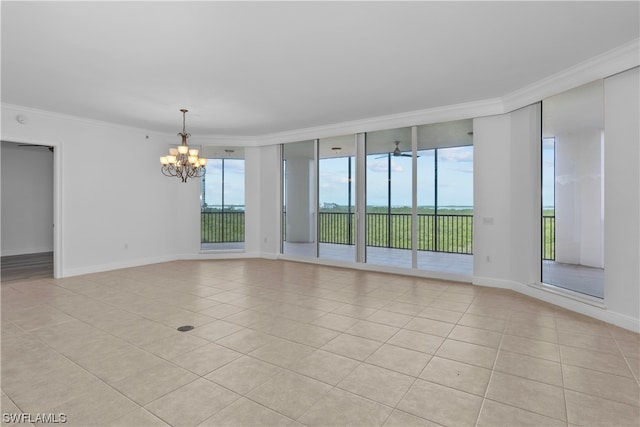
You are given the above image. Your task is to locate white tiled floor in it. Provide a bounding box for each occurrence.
[1,259,638,426]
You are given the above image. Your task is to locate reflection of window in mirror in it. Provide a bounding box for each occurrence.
[541,80,604,298]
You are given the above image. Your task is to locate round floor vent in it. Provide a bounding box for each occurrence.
[177,325,194,332]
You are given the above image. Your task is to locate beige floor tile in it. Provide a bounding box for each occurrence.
[107,408,170,426]
[5,304,76,331]
[560,345,633,377]
[397,379,483,426]
[81,346,165,384]
[500,334,561,362]
[345,320,399,342]
[366,310,413,327]
[429,299,470,313]
[477,399,566,427]
[141,332,210,360]
[419,356,491,396]
[49,381,140,426]
[170,342,242,375]
[289,349,360,385]
[559,331,620,355]
[188,320,245,341]
[494,350,563,387]
[505,322,558,344]
[436,339,497,369]
[275,323,340,348]
[616,338,640,359]
[249,337,316,368]
[247,371,331,419]
[105,319,179,346]
[486,371,566,421]
[565,389,640,427]
[381,301,425,316]
[448,324,503,348]
[404,317,455,337]
[205,355,282,395]
[416,307,463,324]
[332,304,379,319]
[366,343,431,377]
[562,364,640,407]
[337,363,415,407]
[383,409,440,426]
[457,313,506,333]
[197,303,247,319]
[199,397,293,426]
[298,388,392,427]
[387,329,444,354]
[111,361,199,405]
[214,328,276,353]
[321,333,382,361]
[311,312,360,331]
[145,378,240,427]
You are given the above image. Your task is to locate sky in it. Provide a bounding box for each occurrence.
[201,158,245,207]
[319,146,474,207]
[202,142,556,209]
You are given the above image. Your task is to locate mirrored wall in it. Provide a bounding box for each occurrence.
[542,80,605,298]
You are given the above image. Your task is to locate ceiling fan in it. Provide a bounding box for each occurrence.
[375,141,413,159]
[18,144,53,152]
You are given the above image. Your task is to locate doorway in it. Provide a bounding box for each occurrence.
[1,141,55,282]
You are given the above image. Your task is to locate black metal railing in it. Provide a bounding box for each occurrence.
[318,212,473,255]
[201,211,245,243]
[542,215,555,261]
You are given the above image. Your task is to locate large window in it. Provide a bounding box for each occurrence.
[542,81,604,298]
[200,148,245,250]
[281,120,473,276]
[318,135,356,262]
[417,121,473,274]
[366,127,412,268]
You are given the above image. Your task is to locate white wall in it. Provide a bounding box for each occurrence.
[604,67,640,324]
[1,142,54,256]
[555,128,604,267]
[472,114,513,285]
[1,106,200,277]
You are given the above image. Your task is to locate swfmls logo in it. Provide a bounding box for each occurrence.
[2,413,67,424]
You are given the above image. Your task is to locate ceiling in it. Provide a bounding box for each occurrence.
[2,1,638,137]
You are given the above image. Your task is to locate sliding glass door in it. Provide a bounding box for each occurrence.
[365,127,413,268]
[280,120,474,277]
[318,135,356,262]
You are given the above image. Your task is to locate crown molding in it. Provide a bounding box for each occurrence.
[4,39,639,147]
[502,38,640,112]
[256,97,504,146]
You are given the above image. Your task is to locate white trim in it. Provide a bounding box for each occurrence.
[3,39,638,149]
[1,247,53,257]
[258,98,503,146]
[62,254,180,278]
[502,38,640,112]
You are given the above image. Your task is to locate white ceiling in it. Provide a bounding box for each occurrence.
[2,1,638,137]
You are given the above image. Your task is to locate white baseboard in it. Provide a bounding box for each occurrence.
[1,246,53,257]
[61,254,180,277]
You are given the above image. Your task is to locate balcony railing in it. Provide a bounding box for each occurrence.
[203,210,556,259]
[318,212,473,254]
[542,215,555,261]
[201,211,245,243]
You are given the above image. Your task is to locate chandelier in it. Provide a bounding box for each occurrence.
[160,109,207,182]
